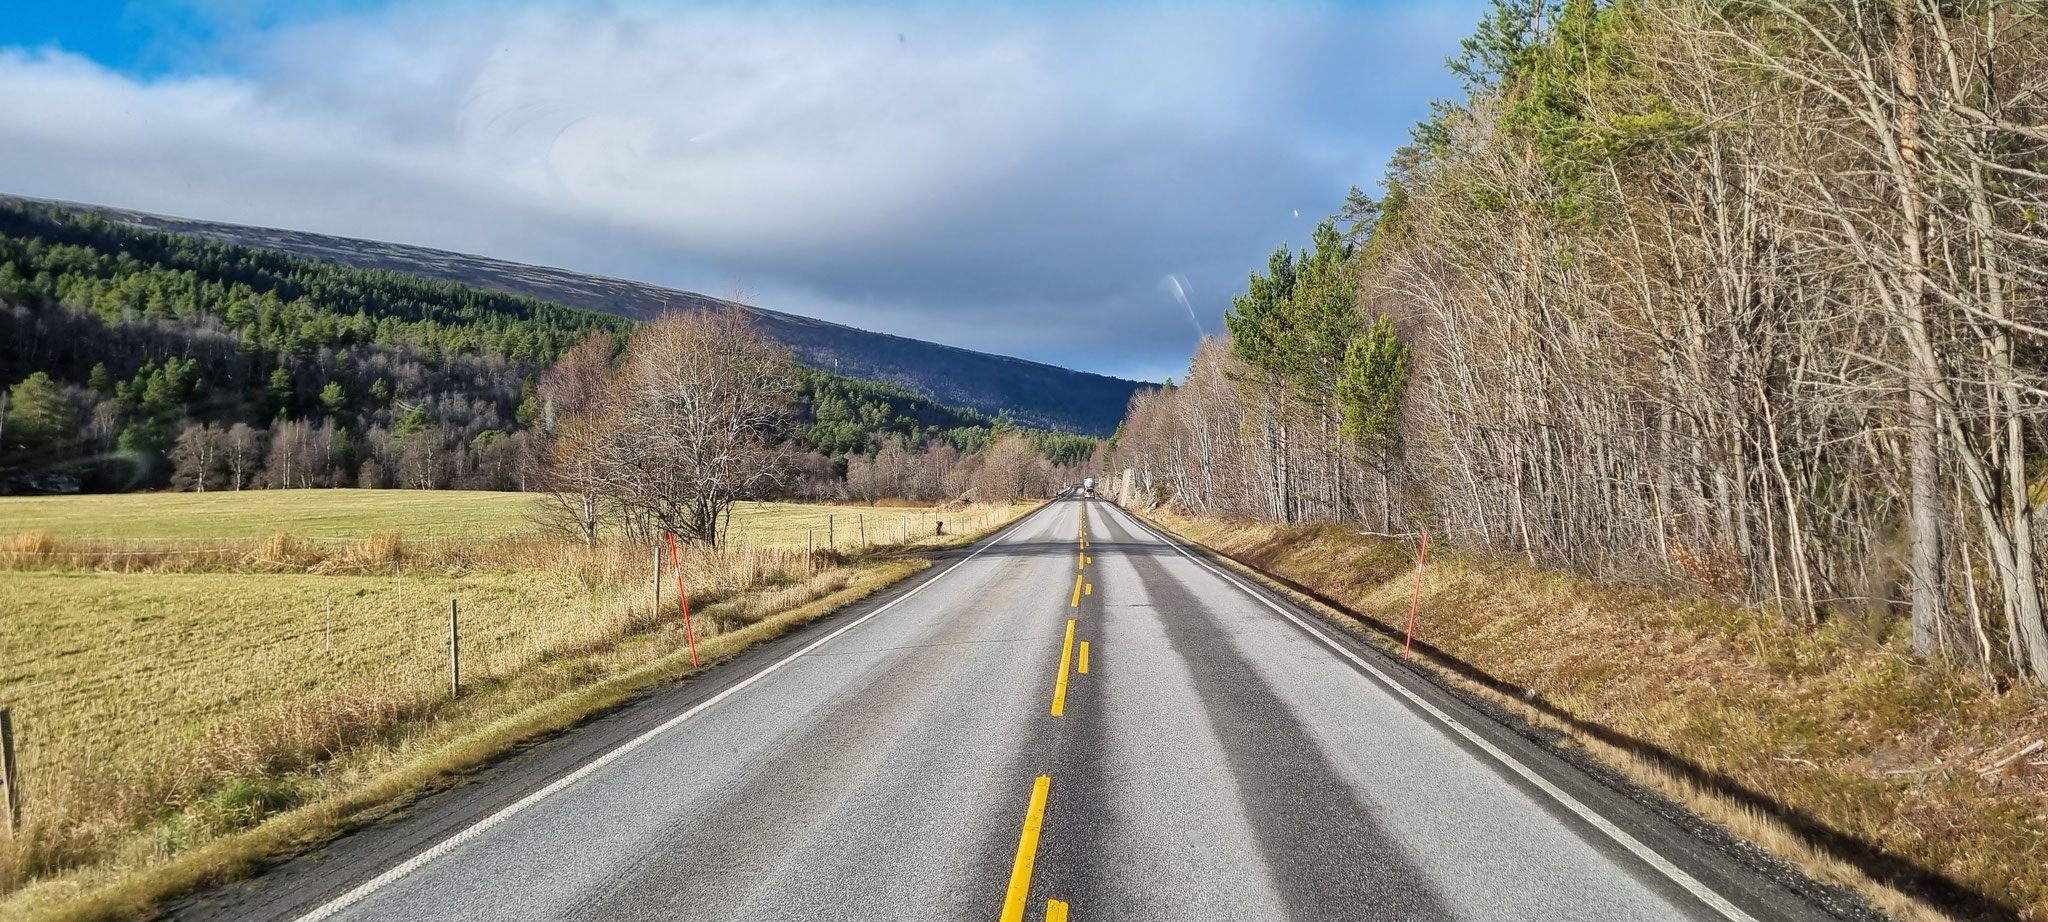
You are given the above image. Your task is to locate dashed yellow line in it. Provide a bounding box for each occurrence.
[999,776,1053,922]
[1070,573,1083,607]
[1078,641,1090,674]
[1047,898,1071,922]
[1051,619,1076,716]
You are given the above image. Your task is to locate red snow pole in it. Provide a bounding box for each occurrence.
[666,531,701,668]
[1404,526,1430,659]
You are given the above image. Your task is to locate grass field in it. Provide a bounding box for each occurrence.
[0,491,541,539]
[0,490,982,546]
[2,567,588,772]
[0,489,1032,920]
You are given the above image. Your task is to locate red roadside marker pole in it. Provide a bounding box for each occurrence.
[1404,526,1430,659]
[666,531,701,668]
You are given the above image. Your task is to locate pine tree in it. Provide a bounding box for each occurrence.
[319,381,348,416]
[267,366,296,417]
[1224,245,1298,382]
[3,372,76,450]
[1338,317,1411,449]
[1285,221,1363,406]
[515,375,541,429]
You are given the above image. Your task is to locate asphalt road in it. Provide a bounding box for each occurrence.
[176,494,1874,922]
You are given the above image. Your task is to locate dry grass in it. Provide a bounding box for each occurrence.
[717,499,1010,549]
[1160,515,2045,922]
[0,491,989,570]
[0,493,1033,922]
[0,491,543,540]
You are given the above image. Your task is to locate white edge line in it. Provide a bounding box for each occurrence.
[290,499,1063,922]
[1107,503,1761,922]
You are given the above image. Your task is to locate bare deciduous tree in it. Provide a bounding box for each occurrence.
[550,311,798,547]
[169,423,224,492]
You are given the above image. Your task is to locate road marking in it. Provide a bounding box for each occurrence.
[285,499,1064,922]
[1047,898,1071,921]
[1084,583,1091,596]
[1078,641,1090,674]
[1109,505,1762,922]
[1070,573,1083,607]
[1051,619,1077,715]
[1077,552,1085,571]
[1000,776,1053,922]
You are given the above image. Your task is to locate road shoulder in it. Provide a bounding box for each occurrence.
[1109,502,1895,922]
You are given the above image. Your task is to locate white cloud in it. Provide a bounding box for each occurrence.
[0,2,1481,379]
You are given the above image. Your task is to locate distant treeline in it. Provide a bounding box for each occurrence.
[0,203,1096,494]
[797,370,1097,465]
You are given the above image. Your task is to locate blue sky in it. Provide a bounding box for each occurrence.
[5,0,370,73]
[1,1,1483,382]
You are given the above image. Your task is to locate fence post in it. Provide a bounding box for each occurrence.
[653,544,662,615]
[828,515,835,549]
[449,599,461,696]
[0,707,18,836]
[859,514,866,546]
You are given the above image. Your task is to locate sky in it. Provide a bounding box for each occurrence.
[0,0,1483,383]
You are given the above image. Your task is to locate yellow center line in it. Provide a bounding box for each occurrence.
[999,776,1053,922]
[1078,641,1090,674]
[1047,898,1071,921]
[1070,572,1083,607]
[1051,619,1076,715]
[1084,583,1092,596]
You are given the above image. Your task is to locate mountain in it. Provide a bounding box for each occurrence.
[1,195,1149,434]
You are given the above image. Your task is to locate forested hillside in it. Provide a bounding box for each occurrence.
[1112,0,2048,680]
[0,203,1095,494]
[7,195,1151,434]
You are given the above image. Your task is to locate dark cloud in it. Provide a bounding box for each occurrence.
[0,2,1481,381]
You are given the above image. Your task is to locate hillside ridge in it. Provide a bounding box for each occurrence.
[1,194,1148,434]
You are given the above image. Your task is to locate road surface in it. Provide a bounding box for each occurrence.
[177,495,1869,922]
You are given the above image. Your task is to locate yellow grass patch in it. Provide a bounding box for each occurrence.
[0,492,1033,921]
[0,490,990,546]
